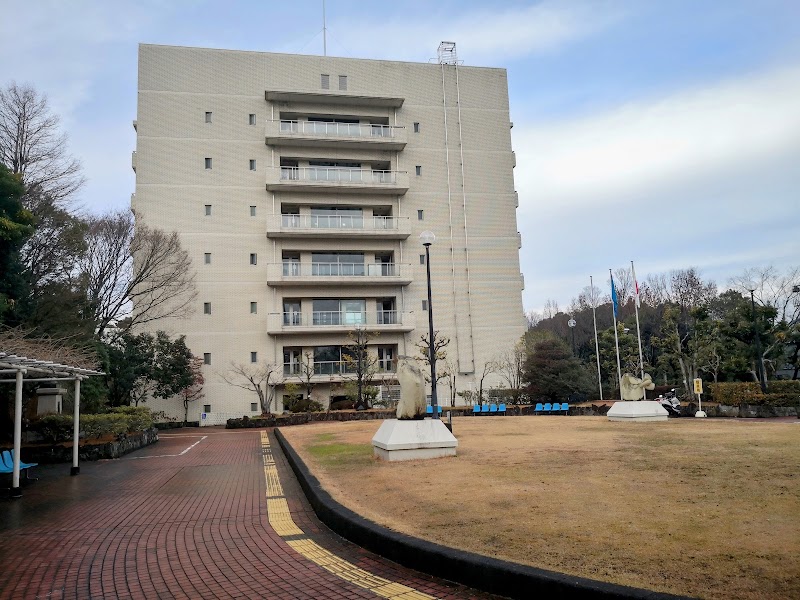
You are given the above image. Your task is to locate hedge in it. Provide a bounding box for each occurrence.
[706,381,800,407]
[30,407,155,443]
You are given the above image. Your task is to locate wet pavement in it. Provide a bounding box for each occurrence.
[0,428,503,600]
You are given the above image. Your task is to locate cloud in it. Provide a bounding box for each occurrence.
[322,0,627,64]
[514,64,800,216]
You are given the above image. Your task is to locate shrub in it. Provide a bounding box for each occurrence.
[82,414,128,439]
[707,381,800,406]
[330,399,355,410]
[108,406,154,432]
[31,414,74,443]
[286,397,325,413]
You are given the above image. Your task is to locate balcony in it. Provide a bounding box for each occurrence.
[266,167,409,195]
[267,310,415,334]
[265,120,406,150]
[266,214,410,240]
[283,362,398,379]
[131,150,137,173]
[267,262,412,287]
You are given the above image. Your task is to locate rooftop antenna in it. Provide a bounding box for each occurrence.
[437,41,459,65]
[323,0,327,56]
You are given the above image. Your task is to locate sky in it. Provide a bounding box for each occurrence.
[1,0,798,314]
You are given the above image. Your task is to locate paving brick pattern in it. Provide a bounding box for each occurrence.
[0,429,502,600]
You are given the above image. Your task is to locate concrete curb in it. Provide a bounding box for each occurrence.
[274,428,692,600]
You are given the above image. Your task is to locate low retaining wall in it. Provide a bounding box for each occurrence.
[274,429,689,600]
[12,428,159,464]
[227,409,397,428]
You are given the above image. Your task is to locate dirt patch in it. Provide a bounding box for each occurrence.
[283,417,800,600]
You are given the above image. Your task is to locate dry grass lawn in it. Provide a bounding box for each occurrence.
[282,416,800,600]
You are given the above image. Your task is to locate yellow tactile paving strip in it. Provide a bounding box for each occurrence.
[260,432,438,600]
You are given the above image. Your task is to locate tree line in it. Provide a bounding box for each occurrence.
[0,81,199,433]
[524,266,800,401]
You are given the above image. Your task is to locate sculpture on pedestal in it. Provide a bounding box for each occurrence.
[620,373,655,400]
[395,358,427,420]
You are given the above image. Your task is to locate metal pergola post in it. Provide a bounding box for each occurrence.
[12,368,24,497]
[71,378,81,476]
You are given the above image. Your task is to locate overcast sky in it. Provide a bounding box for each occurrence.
[1,0,797,313]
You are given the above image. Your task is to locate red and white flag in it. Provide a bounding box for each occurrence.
[632,262,641,308]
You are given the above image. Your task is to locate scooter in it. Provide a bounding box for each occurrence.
[656,389,681,417]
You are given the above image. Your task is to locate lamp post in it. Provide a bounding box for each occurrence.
[568,318,576,355]
[748,288,768,394]
[420,231,439,419]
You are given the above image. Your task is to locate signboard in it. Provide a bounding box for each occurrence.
[693,378,703,395]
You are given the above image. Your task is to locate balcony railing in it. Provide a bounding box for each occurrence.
[265,119,406,149]
[281,167,397,183]
[268,262,412,286]
[267,166,409,194]
[280,120,399,138]
[267,214,410,239]
[268,311,415,333]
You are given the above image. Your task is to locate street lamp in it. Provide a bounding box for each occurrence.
[747,287,768,393]
[568,318,576,355]
[420,231,439,419]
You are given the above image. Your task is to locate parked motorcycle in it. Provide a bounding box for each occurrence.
[656,389,681,417]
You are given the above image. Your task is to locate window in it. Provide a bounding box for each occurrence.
[415,165,421,176]
[378,346,396,372]
[419,254,426,265]
[203,353,211,365]
[204,253,211,264]
[205,112,212,123]
[205,204,212,216]
[413,122,420,133]
[417,209,424,220]
[338,75,347,90]
[321,74,330,89]
[250,205,256,217]
[250,253,257,265]
[251,351,257,363]
[283,347,301,375]
[311,252,364,276]
[203,404,211,413]
[251,403,258,412]
[249,159,256,171]
[284,299,301,325]
[250,301,257,314]
[204,157,212,169]
[203,302,211,315]
[422,300,428,311]
[249,113,256,125]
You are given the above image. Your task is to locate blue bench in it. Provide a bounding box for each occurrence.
[425,405,443,416]
[543,403,552,413]
[561,402,569,415]
[552,402,561,412]
[481,404,490,414]
[1,449,38,480]
[498,403,507,415]
[473,404,481,415]
[489,403,498,414]
[534,402,543,414]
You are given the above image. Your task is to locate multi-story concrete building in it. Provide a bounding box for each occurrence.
[132,43,525,423]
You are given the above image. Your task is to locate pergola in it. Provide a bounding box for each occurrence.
[0,352,103,498]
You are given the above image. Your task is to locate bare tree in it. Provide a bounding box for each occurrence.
[496,339,526,403]
[525,310,542,329]
[612,267,633,307]
[441,357,458,407]
[180,357,205,424]
[0,82,85,207]
[477,360,499,405]
[729,265,800,326]
[79,210,197,339]
[218,361,281,414]
[542,299,560,320]
[343,328,380,410]
[414,330,451,387]
[670,267,717,309]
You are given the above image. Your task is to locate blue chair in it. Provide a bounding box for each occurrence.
[534,402,543,414]
[472,404,481,416]
[498,403,507,415]
[1,449,38,479]
[561,402,570,415]
[543,403,552,413]
[437,405,443,415]
[489,403,498,414]
[481,404,490,414]
[552,402,561,412]
[426,405,433,416]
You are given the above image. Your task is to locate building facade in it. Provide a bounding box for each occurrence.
[132,43,525,422]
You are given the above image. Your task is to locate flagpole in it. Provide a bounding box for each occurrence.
[590,275,603,401]
[631,260,646,399]
[610,269,623,400]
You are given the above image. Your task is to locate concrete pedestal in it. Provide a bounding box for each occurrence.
[607,401,669,422]
[372,419,458,462]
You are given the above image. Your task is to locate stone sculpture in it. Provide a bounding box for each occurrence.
[620,373,655,401]
[396,358,427,420]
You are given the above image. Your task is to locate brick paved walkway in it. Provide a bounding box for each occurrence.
[0,429,502,600]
